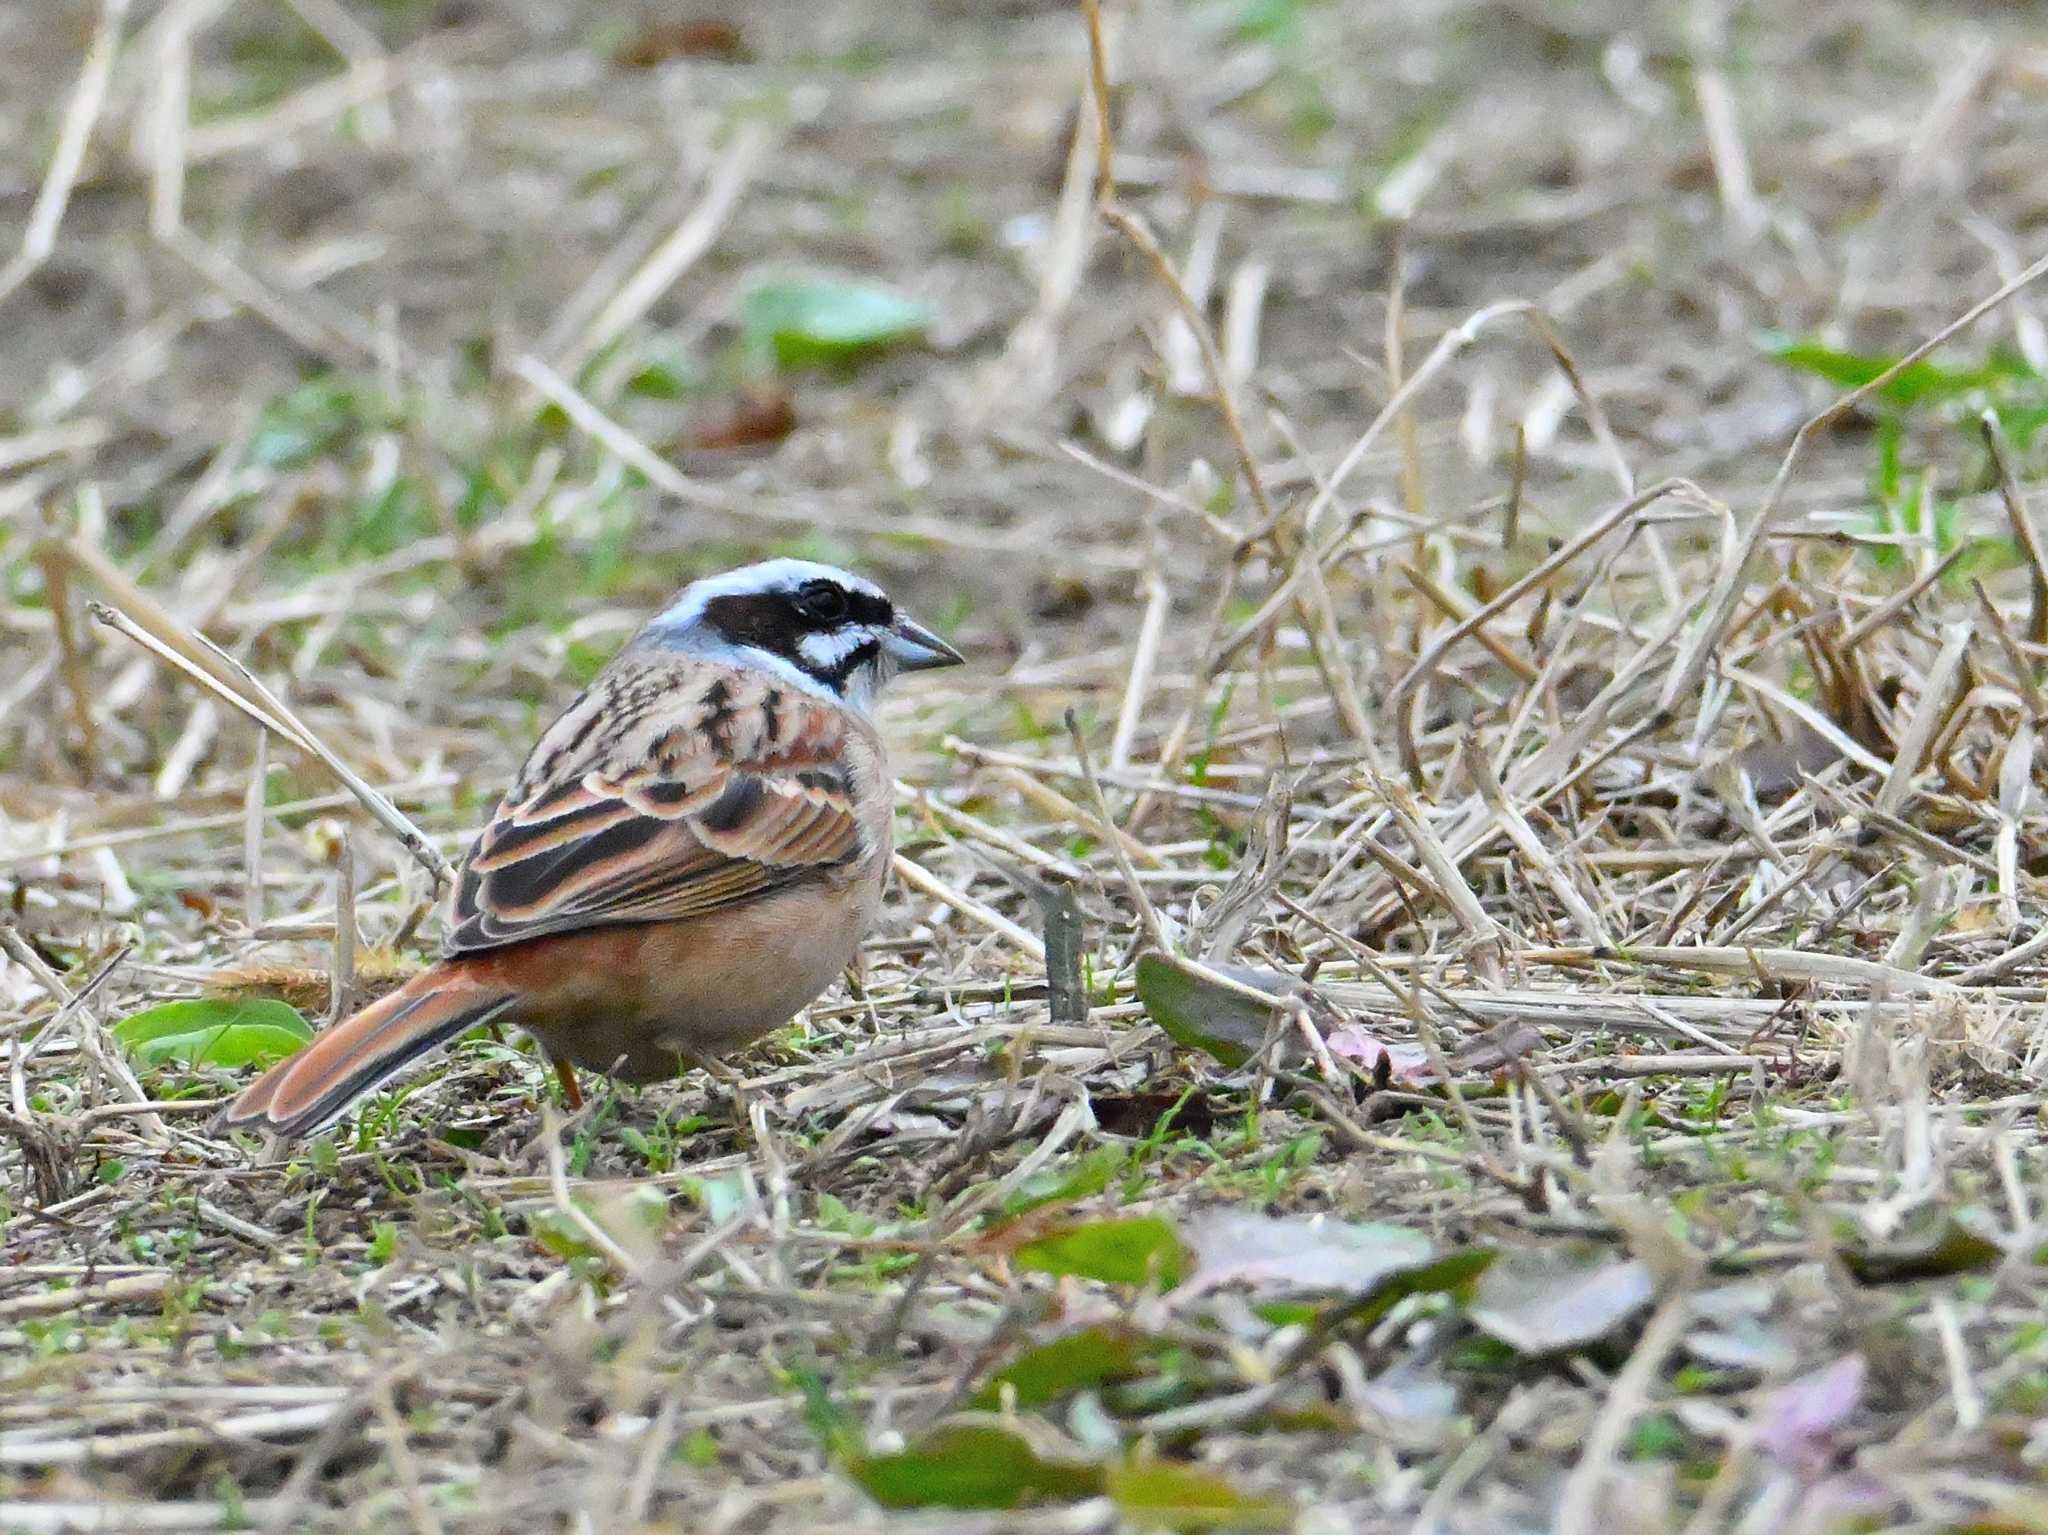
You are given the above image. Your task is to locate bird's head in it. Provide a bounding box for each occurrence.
[648,558,963,709]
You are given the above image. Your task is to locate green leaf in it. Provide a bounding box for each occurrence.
[740,279,931,370]
[1874,416,1903,499]
[1253,1300,1321,1327]
[110,998,313,1070]
[1758,332,2004,408]
[1014,1214,1188,1288]
[1254,1245,1495,1359]
[1990,400,2048,449]
[1135,952,1283,1068]
[1340,1245,1497,1328]
[847,1421,1103,1510]
[972,1324,1149,1410]
[529,1209,603,1264]
[1467,1244,1654,1354]
[1628,1411,1690,1460]
[618,337,701,399]
[1841,1215,2004,1284]
[684,1172,749,1223]
[999,1144,1128,1217]
[1105,1461,1291,1531]
[794,1368,864,1463]
[246,376,387,470]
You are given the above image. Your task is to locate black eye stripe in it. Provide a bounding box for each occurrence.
[701,593,807,655]
[848,589,892,626]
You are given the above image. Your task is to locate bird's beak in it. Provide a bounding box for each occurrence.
[883,613,965,671]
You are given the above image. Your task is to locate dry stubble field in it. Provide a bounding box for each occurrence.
[6,1,2048,1532]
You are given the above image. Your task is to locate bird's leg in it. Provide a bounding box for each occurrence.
[551,1056,584,1110]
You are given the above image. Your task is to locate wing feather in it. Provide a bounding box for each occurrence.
[444,657,870,956]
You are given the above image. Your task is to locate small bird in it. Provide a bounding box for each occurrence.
[212,559,963,1142]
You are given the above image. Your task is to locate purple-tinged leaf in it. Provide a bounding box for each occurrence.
[1755,1354,1865,1477]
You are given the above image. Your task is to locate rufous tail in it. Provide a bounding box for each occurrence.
[210,964,514,1142]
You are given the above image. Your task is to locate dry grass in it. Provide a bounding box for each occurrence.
[7,1,2048,1531]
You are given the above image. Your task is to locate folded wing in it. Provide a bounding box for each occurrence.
[445,659,865,955]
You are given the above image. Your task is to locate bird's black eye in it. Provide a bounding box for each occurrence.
[796,581,849,624]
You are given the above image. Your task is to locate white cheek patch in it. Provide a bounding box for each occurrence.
[798,628,866,674]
